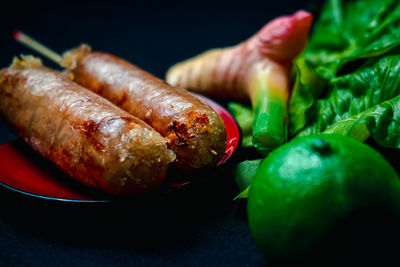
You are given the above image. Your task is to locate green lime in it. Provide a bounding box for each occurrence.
[247,134,400,264]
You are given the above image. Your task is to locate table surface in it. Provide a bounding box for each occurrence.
[4,0,394,266]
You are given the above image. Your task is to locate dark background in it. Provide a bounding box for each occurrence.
[0,0,329,266]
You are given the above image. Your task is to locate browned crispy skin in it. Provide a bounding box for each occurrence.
[0,61,174,195]
[69,52,227,169]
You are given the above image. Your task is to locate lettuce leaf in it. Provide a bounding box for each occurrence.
[289,58,327,136]
[304,0,400,79]
[289,0,400,142]
[233,159,262,199]
[297,54,400,148]
[228,102,253,147]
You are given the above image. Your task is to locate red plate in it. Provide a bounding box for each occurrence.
[0,95,240,202]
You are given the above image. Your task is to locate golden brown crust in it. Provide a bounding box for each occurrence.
[0,59,175,195]
[68,52,226,169]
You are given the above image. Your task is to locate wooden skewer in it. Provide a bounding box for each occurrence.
[13,30,63,65]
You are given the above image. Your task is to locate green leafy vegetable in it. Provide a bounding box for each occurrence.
[304,0,400,79]
[289,0,400,147]
[233,159,262,199]
[228,102,253,147]
[297,54,400,148]
[289,58,327,136]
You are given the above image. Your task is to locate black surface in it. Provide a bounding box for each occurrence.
[0,0,328,266]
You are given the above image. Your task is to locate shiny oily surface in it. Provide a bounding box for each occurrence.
[0,93,239,202]
[67,50,227,170]
[0,61,174,196]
